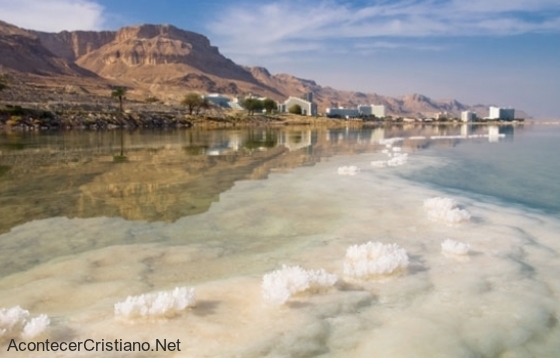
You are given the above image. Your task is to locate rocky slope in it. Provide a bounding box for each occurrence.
[0,20,96,77]
[0,20,528,118]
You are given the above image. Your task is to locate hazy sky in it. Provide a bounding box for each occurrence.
[0,0,559,118]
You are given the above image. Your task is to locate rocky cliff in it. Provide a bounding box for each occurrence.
[30,29,116,61]
[0,20,96,77]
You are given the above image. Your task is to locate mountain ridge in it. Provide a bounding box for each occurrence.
[0,21,528,118]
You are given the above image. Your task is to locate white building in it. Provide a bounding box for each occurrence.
[357,104,385,117]
[371,105,386,118]
[326,107,359,118]
[461,111,476,122]
[327,104,386,118]
[489,106,515,120]
[280,96,317,116]
[204,94,232,107]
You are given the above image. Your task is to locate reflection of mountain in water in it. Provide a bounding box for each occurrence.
[0,125,517,234]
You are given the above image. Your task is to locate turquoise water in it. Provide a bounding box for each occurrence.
[406,124,560,214]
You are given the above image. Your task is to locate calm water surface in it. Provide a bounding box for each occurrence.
[0,123,559,357]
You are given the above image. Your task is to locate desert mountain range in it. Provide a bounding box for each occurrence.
[0,20,525,118]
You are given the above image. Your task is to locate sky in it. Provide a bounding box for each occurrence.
[0,0,559,118]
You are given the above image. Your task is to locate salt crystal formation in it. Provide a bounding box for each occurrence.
[0,306,50,340]
[372,147,408,168]
[344,242,409,279]
[337,166,360,176]
[114,287,196,319]
[380,137,404,146]
[370,160,387,168]
[387,153,408,166]
[441,239,470,256]
[423,197,471,224]
[262,265,338,305]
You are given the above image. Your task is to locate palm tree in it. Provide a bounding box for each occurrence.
[111,87,127,113]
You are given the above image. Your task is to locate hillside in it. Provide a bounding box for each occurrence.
[0,20,528,118]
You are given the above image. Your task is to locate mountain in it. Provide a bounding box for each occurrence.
[0,20,528,118]
[31,24,284,101]
[0,20,96,77]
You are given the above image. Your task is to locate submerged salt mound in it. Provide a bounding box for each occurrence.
[337,166,360,176]
[371,160,387,168]
[262,265,338,305]
[0,306,50,340]
[441,239,470,256]
[380,137,404,146]
[114,287,196,319]
[387,153,408,167]
[423,197,471,224]
[344,242,409,279]
[373,146,409,168]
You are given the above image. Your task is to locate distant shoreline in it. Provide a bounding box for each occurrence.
[0,105,540,131]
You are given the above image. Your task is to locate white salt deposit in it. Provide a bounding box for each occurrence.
[114,287,196,319]
[337,165,360,176]
[441,239,470,256]
[344,242,409,279]
[380,137,404,145]
[373,148,408,168]
[387,153,408,167]
[21,314,50,340]
[0,306,49,340]
[262,265,338,305]
[371,160,387,168]
[423,197,471,224]
[430,135,467,140]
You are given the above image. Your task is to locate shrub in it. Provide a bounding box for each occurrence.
[288,104,302,115]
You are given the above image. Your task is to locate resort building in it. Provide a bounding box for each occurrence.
[357,104,385,117]
[204,94,244,110]
[326,107,359,118]
[279,94,318,116]
[204,94,231,107]
[371,105,386,118]
[326,104,386,118]
[489,106,515,120]
[461,111,477,122]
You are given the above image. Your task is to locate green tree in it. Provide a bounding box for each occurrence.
[288,104,302,115]
[111,87,127,113]
[181,93,204,115]
[262,98,277,113]
[194,98,210,115]
[242,98,264,115]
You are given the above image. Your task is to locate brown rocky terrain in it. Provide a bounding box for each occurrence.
[0,20,529,118]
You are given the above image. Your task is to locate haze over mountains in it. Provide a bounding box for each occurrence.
[0,20,525,118]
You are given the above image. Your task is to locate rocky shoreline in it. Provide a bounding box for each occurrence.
[0,104,529,131]
[0,104,360,130]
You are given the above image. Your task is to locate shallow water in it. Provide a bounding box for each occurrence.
[0,124,559,357]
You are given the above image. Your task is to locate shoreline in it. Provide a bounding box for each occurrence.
[0,106,536,132]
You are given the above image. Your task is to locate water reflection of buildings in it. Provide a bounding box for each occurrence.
[277,130,313,151]
[0,125,519,236]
